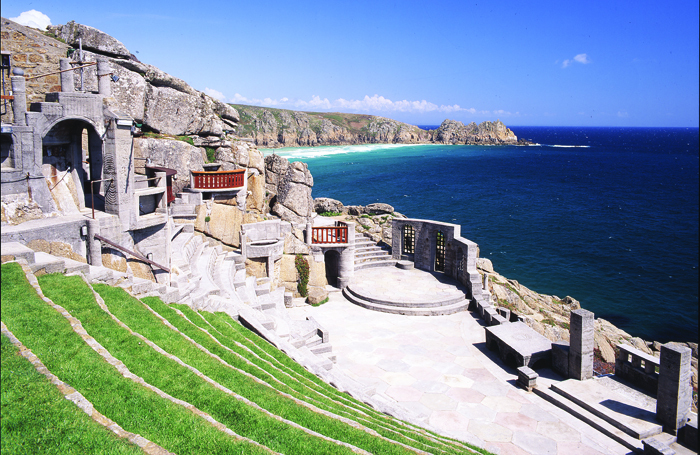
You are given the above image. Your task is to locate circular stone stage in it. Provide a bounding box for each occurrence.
[342,266,470,316]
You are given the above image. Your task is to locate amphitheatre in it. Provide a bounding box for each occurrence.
[1,17,697,455]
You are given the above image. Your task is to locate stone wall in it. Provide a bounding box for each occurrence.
[1,18,69,124]
[391,218,483,302]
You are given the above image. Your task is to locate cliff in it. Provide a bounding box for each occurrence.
[233,105,518,148]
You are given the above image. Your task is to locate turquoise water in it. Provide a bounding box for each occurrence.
[264,127,699,343]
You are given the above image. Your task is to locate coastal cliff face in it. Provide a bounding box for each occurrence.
[234,105,517,148]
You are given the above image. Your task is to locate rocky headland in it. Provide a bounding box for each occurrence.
[233,104,519,148]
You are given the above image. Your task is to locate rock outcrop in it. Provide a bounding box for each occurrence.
[6,19,239,137]
[433,119,517,144]
[265,155,314,224]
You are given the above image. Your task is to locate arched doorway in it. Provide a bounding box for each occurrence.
[42,119,103,212]
[324,250,340,287]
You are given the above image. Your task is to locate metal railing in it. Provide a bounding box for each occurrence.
[312,226,348,244]
[94,234,170,273]
[191,169,245,190]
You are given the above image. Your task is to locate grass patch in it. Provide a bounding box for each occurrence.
[1,263,267,454]
[205,147,217,163]
[1,333,142,455]
[319,211,342,217]
[311,297,329,307]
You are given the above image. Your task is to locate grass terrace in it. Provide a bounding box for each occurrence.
[1,261,490,454]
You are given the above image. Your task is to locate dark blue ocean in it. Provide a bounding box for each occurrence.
[265,127,699,343]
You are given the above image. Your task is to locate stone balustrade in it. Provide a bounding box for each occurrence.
[615,343,660,394]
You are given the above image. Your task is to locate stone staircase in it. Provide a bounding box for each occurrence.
[353,233,396,270]
[2,236,337,369]
[170,190,199,221]
[534,376,685,454]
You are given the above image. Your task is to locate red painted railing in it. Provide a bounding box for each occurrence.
[191,169,245,190]
[312,226,348,244]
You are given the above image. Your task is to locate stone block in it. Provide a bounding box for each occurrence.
[569,309,594,380]
[306,287,328,306]
[517,366,538,392]
[552,341,570,378]
[657,343,692,434]
[678,413,697,450]
[284,292,293,308]
[642,437,675,455]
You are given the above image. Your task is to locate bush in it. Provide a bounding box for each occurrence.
[295,255,309,297]
[319,211,342,217]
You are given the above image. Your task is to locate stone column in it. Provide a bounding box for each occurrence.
[97,58,111,97]
[656,343,692,434]
[59,58,74,92]
[86,218,103,267]
[305,221,312,245]
[569,309,594,380]
[10,76,26,126]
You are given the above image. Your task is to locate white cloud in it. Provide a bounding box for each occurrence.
[574,53,591,64]
[10,10,51,30]
[204,87,225,101]
[617,111,629,118]
[562,53,591,68]
[231,93,489,116]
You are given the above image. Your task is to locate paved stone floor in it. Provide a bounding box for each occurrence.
[289,268,635,455]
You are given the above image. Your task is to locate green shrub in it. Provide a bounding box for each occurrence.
[295,254,310,297]
[319,211,342,217]
[205,147,216,163]
[204,216,211,223]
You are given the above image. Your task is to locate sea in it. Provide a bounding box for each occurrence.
[262,127,699,344]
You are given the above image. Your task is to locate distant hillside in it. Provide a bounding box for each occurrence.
[231,104,518,148]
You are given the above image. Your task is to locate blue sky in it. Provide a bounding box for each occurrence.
[3,0,698,127]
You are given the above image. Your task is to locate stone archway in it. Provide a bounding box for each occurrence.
[324,250,341,287]
[42,118,103,212]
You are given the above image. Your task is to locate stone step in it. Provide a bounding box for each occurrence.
[309,342,333,355]
[355,250,390,259]
[551,378,663,440]
[30,252,66,274]
[2,242,36,263]
[306,335,323,348]
[170,203,196,215]
[343,288,469,316]
[534,385,644,453]
[354,259,398,270]
[345,284,466,308]
[62,257,91,275]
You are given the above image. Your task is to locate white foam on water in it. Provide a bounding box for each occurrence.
[261,143,422,159]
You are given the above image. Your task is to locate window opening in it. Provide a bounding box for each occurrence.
[435,230,445,272]
[403,225,415,254]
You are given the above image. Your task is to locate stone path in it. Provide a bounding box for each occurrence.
[290,268,635,455]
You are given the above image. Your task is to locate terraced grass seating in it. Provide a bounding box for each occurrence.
[1,262,270,454]
[1,330,144,455]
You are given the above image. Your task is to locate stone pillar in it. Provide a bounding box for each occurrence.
[569,309,594,380]
[305,221,312,245]
[60,58,74,92]
[97,58,111,97]
[337,222,355,289]
[10,76,26,126]
[86,218,103,267]
[656,343,691,434]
